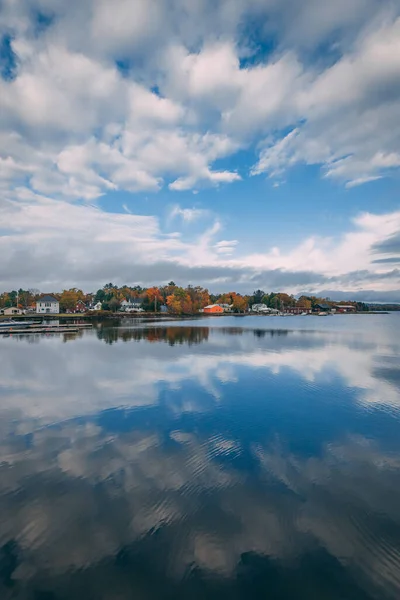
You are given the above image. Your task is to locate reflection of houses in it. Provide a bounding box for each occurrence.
[335,305,356,313]
[203,304,224,314]
[1,307,23,316]
[36,295,59,314]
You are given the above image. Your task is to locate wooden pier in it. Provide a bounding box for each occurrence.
[0,323,93,335]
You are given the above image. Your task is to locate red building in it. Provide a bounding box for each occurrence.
[203,304,224,314]
[334,305,356,313]
[75,302,87,313]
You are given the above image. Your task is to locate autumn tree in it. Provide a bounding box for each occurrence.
[166,294,182,314]
[160,282,177,302]
[276,293,295,308]
[16,289,35,309]
[167,287,186,314]
[296,296,312,310]
[59,289,84,312]
[0,292,12,308]
[166,287,193,314]
[60,289,78,312]
[232,294,248,313]
[186,285,210,312]
[216,292,233,305]
[143,287,163,311]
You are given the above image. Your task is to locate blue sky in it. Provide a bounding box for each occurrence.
[0,0,400,300]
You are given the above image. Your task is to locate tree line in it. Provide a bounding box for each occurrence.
[0,284,373,314]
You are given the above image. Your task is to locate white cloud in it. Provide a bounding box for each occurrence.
[168,205,208,223]
[0,190,400,296]
[0,0,400,291]
[0,0,398,202]
[251,129,301,177]
[214,240,238,256]
[169,168,241,191]
[252,16,400,185]
[234,209,400,292]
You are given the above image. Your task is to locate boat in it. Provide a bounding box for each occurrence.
[0,319,36,328]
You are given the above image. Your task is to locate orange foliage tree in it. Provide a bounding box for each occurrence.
[144,287,163,311]
[166,286,210,314]
[296,296,312,310]
[59,288,85,312]
[232,294,249,313]
[166,287,188,314]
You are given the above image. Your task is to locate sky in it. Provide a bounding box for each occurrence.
[0,0,400,300]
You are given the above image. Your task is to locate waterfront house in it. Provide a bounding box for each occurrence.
[334,305,356,313]
[1,307,23,316]
[203,304,224,314]
[36,295,59,314]
[120,299,144,312]
[92,302,102,311]
[120,299,130,310]
[75,301,87,313]
[314,303,331,313]
[252,304,272,313]
[218,303,233,312]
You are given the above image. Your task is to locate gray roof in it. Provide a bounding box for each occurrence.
[38,295,59,303]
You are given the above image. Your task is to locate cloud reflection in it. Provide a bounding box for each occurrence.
[0,322,400,598]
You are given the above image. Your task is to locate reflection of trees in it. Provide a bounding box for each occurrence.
[219,328,289,338]
[95,326,294,345]
[0,540,20,588]
[1,331,82,343]
[253,329,289,338]
[96,326,210,346]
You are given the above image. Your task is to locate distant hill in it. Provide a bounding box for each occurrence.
[367,304,400,311]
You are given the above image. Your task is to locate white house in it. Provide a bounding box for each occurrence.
[120,299,144,312]
[36,295,59,314]
[252,304,272,313]
[92,302,103,311]
[218,303,233,312]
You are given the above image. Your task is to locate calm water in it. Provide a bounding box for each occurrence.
[1,314,400,599]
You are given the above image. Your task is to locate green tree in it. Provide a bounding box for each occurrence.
[108,297,121,312]
[251,290,266,305]
[94,289,106,303]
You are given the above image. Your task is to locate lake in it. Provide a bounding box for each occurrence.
[1,314,400,599]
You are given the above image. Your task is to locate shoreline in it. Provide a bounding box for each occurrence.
[1,310,391,322]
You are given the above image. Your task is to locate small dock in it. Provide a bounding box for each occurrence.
[0,323,93,335]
